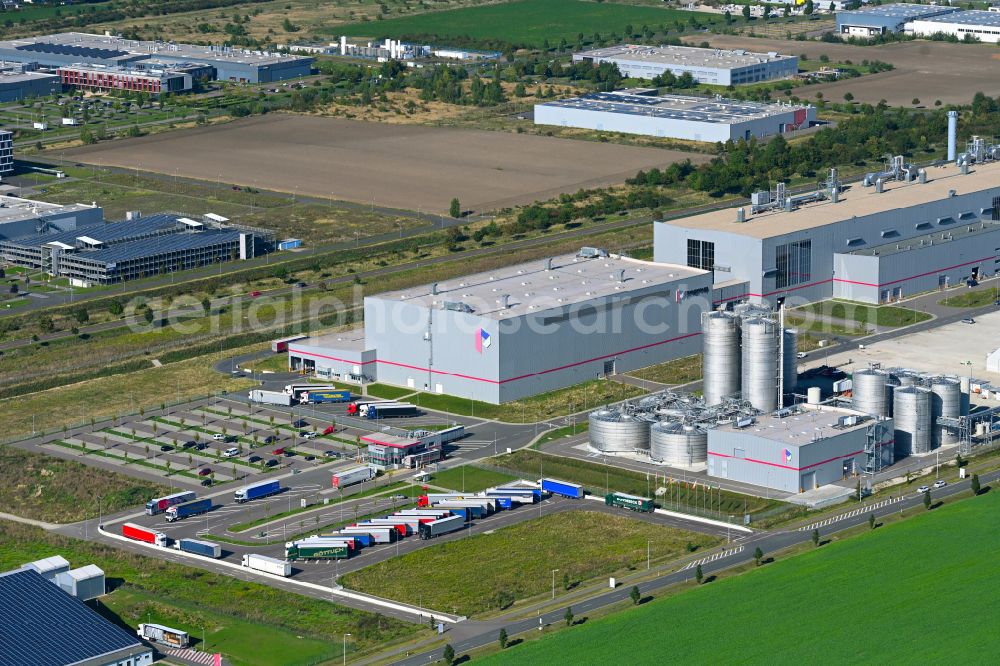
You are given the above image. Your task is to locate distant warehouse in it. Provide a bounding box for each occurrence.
[534,91,816,143]
[572,44,797,85]
[906,10,1000,44]
[836,3,960,37]
[0,61,60,102]
[0,213,274,286]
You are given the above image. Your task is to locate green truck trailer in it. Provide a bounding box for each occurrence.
[604,492,654,513]
[284,540,350,561]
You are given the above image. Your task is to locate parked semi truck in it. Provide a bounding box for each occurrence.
[301,389,352,404]
[359,519,410,536]
[323,531,372,547]
[542,478,585,499]
[605,492,654,513]
[285,539,350,561]
[249,389,294,406]
[145,491,196,515]
[235,479,282,503]
[339,525,396,544]
[331,465,376,489]
[137,623,189,648]
[362,402,419,419]
[346,399,391,416]
[241,553,291,577]
[418,514,466,539]
[176,538,222,559]
[165,498,212,522]
[122,523,167,547]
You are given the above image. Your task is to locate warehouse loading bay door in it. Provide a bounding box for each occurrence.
[800,471,816,492]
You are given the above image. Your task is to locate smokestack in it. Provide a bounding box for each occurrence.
[340,35,347,55]
[947,110,958,162]
[736,207,745,223]
[875,178,884,194]
[501,294,510,308]
[918,168,927,184]
[618,269,626,283]
[831,187,839,203]
[431,282,438,295]
[545,257,553,270]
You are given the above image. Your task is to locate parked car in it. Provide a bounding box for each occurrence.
[223,447,240,458]
[323,450,338,458]
[198,468,212,477]
[966,279,978,288]
[961,318,976,324]
[201,478,213,487]
[292,468,302,474]
[934,480,947,489]
[292,419,308,428]
[159,445,174,452]
[212,433,225,441]
[248,455,262,463]
[182,440,197,448]
[264,435,278,444]
[282,450,295,457]
[195,443,208,450]
[304,455,315,461]
[302,432,317,439]
[322,426,335,435]
[272,447,285,455]
[917,485,930,494]
[265,458,279,467]
[391,494,407,500]
[249,290,262,297]
[796,352,807,359]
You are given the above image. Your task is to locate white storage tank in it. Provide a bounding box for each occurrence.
[741,317,779,413]
[589,409,651,453]
[894,386,932,457]
[930,378,961,447]
[853,369,890,417]
[650,421,708,465]
[702,311,741,406]
[781,328,798,399]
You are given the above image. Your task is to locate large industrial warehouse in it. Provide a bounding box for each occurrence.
[835,3,960,37]
[906,10,1000,44]
[0,62,60,102]
[572,44,797,85]
[0,32,313,83]
[653,159,1000,306]
[534,91,816,143]
[0,195,102,240]
[290,249,712,403]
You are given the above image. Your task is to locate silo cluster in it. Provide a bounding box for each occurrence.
[650,422,708,466]
[929,379,961,447]
[893,386,932,456]
[701,311,741,406]
[588,409,651,453]
[741,316,780,413]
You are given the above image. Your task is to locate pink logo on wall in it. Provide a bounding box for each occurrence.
[475,328,491,353]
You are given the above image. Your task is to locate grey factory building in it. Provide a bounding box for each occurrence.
[573,44,797,86]
[0,213,273,285]
[653,160,1000,307]
[906,10,1000,44]
[0,129,11,177]
[290,249,713,403]
[0,567,152,666]
[707,404,895,493]
[534,91,816,143]
[0,32,312,83]
[0,61,60,102]
[836,3,959,37]
[0,195,103,240]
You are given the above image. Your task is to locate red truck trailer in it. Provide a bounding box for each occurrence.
[122,522,167,547]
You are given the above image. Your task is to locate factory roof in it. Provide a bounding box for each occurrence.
[0,195,96,226]
[538,91,810,125]
[714,404,874,446]
[575,44,795,69]
[838,3,959,20]
[0,66,58,84]
[63,564,105,581]
[0,32,310,66]
[372,251,707,320]
[910,9,1000,27]
[71,227,241,265]
[21,555,69,575]
[659,161,1000,239]
[294,328,370,353]
[6,213,192,248]
[361,433,421,449]
[0,568,145,666]
[848,219,1000,258]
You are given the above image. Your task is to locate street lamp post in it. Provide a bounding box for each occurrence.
[551,568,559,599]
[343,633,351,666]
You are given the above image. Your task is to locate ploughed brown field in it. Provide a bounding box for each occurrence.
[63,114,708,214]
[683,35,1000,107]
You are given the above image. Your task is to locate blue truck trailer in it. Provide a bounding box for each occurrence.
[234,479,282,503]
[165,498,212,522]
[301,389,352,404]
[176,538,222,559]
[433,503,482,519]
[323,532,372,547]
[541,478,585,499]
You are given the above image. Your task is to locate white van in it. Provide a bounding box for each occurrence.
[223,447,240,458]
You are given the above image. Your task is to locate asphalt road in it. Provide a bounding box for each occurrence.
[392,467,1000,665]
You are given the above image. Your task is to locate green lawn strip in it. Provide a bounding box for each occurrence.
[198,407,361,447]
[341,510,721,617]
[492,450,782,518]
[534,422,590,448]
[105,427,258,469]
[364,383,418,400]
[939,286,999,308]
[426,466,518,493]
[479,491,1000,664]
[49,439,200,479]
[228,480,412,533]
[797,301,932,327]
[0,445,170,523]
[628,354,703,385]
[0,520,423,665]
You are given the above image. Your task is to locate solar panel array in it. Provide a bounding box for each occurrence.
[0,569,143,666]
[8,213,184,249]
[80,227,242,264]
[14,41,131,60]
[542,92,801,125]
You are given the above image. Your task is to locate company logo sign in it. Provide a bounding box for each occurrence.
[783,448,793,464]
[475,328,491,353]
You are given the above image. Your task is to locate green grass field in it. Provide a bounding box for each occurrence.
[797,301,931,327]
[0,446,170,523]
[341,510,720,616]
[364,383,417,400]
[940,286,999,308]
[336,0,714,47]
[628,353,702,385]
[482,490,1000,664]
[428,465,517,493]
[0,520,422,666]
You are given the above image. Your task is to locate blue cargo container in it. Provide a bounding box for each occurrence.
[177,538,222,559]
[542,478,585,499]
[278,238,302,251]
[235,479,282,503]
[302,389,352,404]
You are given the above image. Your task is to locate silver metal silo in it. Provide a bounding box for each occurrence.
[930,379,961,447]
[650,421,708,465]
[588,410,651,453]
[782,328,798,397]
[702,311,741,406]
[893,387,931,457]
[741,316,779,413]
[853,369,889,417]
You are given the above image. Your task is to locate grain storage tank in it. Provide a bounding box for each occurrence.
[893,386,931,457]
[741,316,779,412]
[650,421,708,465]
[781,328,798,400]
[589,410,650,453]
[960,376,971,415]
[930,378,961,447]
[702,311,741,406]
[853,369,889,417]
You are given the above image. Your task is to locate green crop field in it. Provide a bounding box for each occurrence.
[336,0,715,47]
[0,445,170,523]
[482,490,1000,664]
[0,520,422,666]
[428,465,517,493]
[341,510,720,616]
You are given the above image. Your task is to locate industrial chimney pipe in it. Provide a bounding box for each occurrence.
[947,110,958,162]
